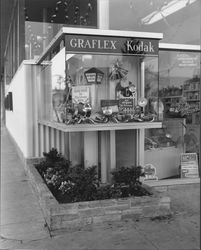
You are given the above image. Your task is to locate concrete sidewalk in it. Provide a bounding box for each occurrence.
[0,127,200,250]
[0,127,50,248]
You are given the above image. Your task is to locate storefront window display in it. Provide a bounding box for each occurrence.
[144,50,200,179]
[51,35,162,126]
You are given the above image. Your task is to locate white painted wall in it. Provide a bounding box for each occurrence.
[6,63,28,157]
[5,61,39,158]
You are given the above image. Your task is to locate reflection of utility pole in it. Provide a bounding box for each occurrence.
[57,76,63,89]
[42,8,48,52]
[180,120,187,153]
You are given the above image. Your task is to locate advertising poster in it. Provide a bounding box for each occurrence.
[119,98,134,113]
[72,86,90,104]
[180,153,199,178]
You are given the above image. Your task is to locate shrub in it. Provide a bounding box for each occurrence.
[35,149,151,203]
[59,165,99,202]
[35,148,70,198]
[111,166,150,197]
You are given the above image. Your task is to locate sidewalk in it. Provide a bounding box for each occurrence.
[0,127,200,250]
[0,127,50,248]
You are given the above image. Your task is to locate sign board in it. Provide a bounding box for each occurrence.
[119,98,134,113]
[180,153,199,178]
[143,164,158,181]
[66,35,159,56]
[177,53,199,67]
[100,99,119,113]
[72,86,90,104]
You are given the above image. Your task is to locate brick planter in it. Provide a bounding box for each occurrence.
[25,158,171,233]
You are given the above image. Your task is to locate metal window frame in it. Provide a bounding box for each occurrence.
[159,43,201,52]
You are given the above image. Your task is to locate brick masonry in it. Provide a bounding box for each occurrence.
[25,158,171,233]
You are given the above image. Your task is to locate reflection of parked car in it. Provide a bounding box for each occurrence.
[145,134,176,150]
[152,135,176,148]
[145,137,158,150]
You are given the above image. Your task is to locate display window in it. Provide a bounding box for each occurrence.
[51,34,162,127]
[39,30,165,180]
[144,50,200,179]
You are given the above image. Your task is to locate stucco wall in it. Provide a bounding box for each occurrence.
[6,63,28,157]
[5,61,39,158]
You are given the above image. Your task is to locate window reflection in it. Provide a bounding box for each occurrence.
[24,0,97,59]
[109,0,200,45]
[144,50,200,179]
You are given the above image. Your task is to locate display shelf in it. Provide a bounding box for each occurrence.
[161,95,182,98]
[183,89,199,93]
[187,99,200,102]
[39,120,162,132]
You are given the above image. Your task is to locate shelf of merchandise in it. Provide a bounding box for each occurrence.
[183,89,199,93]
[161,95,183,105]
[187,99,200,102]
[38,120,162,132]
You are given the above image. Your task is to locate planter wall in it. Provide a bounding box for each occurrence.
[25,158,171,233]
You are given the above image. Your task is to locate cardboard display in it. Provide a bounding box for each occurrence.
[180,153,199,178]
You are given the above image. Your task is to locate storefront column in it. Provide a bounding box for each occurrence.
[101,131,108,183]
[83,131,98,168]
[69,132,83,166]
[109,130,116,173]
[138,60,145,166]
[137,129,145,166]
[97,0,109,29]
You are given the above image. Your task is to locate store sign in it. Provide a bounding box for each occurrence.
[72,86,90,104]
[180,153,199,178]
[177,53,199,67]
[65,35,158,55]
[119,98,134,113]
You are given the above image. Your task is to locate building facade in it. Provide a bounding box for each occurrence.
[1,0,201,182]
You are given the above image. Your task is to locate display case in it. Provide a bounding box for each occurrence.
[50,31,163,130]
[144,118,186,179]
[39,28,163,182]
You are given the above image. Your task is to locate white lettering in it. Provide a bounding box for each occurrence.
[110,40,117,49]
[97,40,103,49]
[126,41,133,51]
[144,44,149,52]
[78,39,84,48]
[92,39,97,48]
[84,40,91,49]
[104,40,110,49]
[138,41,144,51]
[70,39,77,48]
[149,42,154,52]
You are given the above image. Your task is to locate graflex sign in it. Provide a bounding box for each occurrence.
[65,35,159,55]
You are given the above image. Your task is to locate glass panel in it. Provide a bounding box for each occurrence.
[24,0,97,59]
[144,50,200,179]
[109,0,200,45]
[50,53,159,124]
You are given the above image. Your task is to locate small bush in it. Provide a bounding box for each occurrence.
[111,166,149,197]
[35,148,151,203]
[59,165,99,202]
